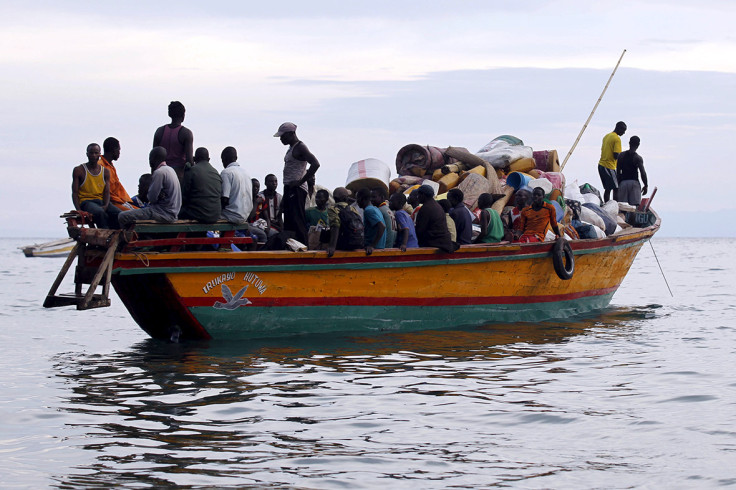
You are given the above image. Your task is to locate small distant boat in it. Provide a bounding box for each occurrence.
[20,238,76,258]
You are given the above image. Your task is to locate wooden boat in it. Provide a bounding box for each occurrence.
[43,209,660,341]
[20,238,76,258]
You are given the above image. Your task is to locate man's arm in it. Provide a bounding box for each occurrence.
[549,206,561,237]
[147,170,164,205]
[153,126,163,147]
[102,168,111,209]
[638,157,648,195]
[180,127,194,164]
[397,228,409,252]
[366,221,385,256]
[293,142,320,185]
[71,166,83,210]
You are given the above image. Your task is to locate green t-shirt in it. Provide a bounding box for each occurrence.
[305,207,329,227]
[479,208,504,243]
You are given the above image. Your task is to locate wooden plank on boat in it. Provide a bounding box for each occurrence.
[125,237,254,248]
[131,220,243,234]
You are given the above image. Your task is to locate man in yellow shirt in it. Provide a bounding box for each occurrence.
[598,121,626,202]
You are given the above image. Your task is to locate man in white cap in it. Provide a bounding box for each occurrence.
[274,122,320,244]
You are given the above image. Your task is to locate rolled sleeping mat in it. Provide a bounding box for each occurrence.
[491,186,515,214]
[445,145,491,169]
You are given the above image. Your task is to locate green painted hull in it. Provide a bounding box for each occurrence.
[189,293,616,339]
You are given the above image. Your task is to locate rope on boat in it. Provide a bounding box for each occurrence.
[560,49,627,171]
[133,251,150,267]
[649,240,673,297]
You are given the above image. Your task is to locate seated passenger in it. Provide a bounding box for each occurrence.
[388,192,418,251]
[517,187,561,243]
[414,185,455,253]
[305,174,335,209]
[99,137,136,211]
[305,189,330,227]
[355,187,386,255]
[438,199,457,243]
[219,146,252,226]
[179,147,223,223]
[474,193,504,244]
[131,174,152,208]
[447,188,473,245]
[327,187,364,257]
[247,178,268,244]
[118,147,181,227]
[371,187,396,249]
[72,143,121,229]
[509,189,531,239]
[408,189,421,222]
[259,174,283,236]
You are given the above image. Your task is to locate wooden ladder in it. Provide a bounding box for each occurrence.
[43,231,121,310]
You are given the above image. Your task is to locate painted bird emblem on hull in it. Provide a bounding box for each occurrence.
[213,284,252,310]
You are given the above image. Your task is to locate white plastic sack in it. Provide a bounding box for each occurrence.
[581,193,601,206]
[475,145,534,169]
[528,178,554,195]
[614,224,623,235]
[586,222,607,238]
[602,200,619,220]
[346,158,391,194]
[580,206,605,231]
[564,180,584,202]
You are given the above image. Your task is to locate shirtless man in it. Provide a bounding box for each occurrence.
[153,101,194,181]
[72,143,120,229]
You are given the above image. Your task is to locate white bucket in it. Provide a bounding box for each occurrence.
[345,158,391,195]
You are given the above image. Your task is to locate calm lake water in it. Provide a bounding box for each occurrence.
[1,237,735,488]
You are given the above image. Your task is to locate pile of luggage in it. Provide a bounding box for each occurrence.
[380,135,651,240]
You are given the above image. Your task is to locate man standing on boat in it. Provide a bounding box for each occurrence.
[616,136,648,206]
[598,121,626,202]
[72,143,121,229]
[118,147,181,227]
[274,122,320,244]
[153,101,194,181]
[99,137,135,211]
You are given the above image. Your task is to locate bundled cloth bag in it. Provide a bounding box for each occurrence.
[583,203,617,235]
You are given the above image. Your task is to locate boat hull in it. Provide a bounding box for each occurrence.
[110,226,654,340]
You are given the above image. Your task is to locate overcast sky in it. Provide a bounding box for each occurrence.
[1,0,734,237]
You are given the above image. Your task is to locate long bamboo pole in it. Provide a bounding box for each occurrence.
[560,49,626,171]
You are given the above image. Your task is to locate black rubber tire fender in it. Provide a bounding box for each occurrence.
[552,237,574,280]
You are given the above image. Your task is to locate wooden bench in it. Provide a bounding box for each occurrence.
[123,220,254,252]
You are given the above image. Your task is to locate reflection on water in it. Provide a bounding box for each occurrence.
[51,306,661,487]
